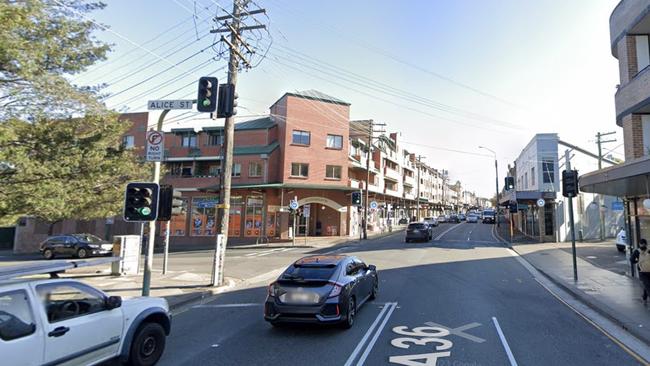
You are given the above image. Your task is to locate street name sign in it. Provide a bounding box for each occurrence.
[612,201,624,211]
[146,130,164,161]
[147,99,194,110]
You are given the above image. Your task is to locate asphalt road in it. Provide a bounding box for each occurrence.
[156,221,642,366]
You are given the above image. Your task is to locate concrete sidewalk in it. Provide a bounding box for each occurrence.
[512,241,650,345]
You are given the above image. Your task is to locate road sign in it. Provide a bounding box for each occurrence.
[303,204,311,218]
[612,201,624,211]
[146,131,164,161]
[536,199,545,208]
[370,201,378,210]
[147,99,194,110]
[289,200,298,210]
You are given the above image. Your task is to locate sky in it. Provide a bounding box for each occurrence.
[72,0,623,198]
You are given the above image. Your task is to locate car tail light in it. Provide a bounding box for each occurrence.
[328,283,343,298]
[268,282,278,297]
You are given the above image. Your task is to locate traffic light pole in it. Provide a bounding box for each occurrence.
[142,108,170,296]
[565,149,578,282]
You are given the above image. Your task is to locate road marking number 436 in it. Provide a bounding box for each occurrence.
[389,326,453,366]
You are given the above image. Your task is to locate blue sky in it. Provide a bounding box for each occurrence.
[74,0,622,197]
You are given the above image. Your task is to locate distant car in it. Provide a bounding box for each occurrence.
[616,229,627,252]
[466,214,478,223]
[1,277,171,366]
[449,214,460,223]
[458,214,466,221]
[264,255,378,329]
[482,210,496,224]
[398,218,408,225]
[437,215,447,223]
[423,217,439,227]
[405,223,431,242]
[40,234,113,260]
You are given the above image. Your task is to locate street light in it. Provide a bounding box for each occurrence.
[479,146,500,228]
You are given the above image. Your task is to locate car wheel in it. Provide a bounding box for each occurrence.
[369,280,378,300]
[128,322,166,366]
[343,297,356,329]
[617,245,626,253]
[76,247,88,259]
[42,249,54,260]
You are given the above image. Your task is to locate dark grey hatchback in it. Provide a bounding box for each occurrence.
[405,222,431,242]
[264,255,378,329]
[40,233,114,259]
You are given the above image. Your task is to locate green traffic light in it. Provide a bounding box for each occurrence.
[139,207,152,216]
[202,99,211,107]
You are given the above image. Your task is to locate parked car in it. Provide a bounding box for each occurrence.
[264,255,378,329]
[40,234,114,260]
[466,214,478,223]
[1,277,171,366]
[405,223,431,242]
[398,217,409,225]
[437,215,447,223]
[423,217,439,227]
[458,213,466,221]
[482,210,496,224]
[616,228,627,252]
[448,214,460,223]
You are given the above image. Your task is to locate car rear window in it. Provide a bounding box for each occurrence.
[282,265,337,281]
[408,223,425,229]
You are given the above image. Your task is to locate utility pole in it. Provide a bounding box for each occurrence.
[416,155,423,221]
[479,146,499,227]
[210,0,267,286]
[362,120,385,239]
[596,131,616,241]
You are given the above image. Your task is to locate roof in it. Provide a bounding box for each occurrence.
[198,117,276,134]
[233,141,279,155]
[294,255,347,266]
[273,90,350,107]
[580,156,650,197]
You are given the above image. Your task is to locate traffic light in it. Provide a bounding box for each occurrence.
[197,77,218,112]
[562,169,579,198]
[156,185,185,221]
[217,83,238,118]
[509,201,518,212]
[124,182,160,222]
[505,176,515,191]
[352,191,362,206]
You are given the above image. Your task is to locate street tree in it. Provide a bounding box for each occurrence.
[0,1,148,228]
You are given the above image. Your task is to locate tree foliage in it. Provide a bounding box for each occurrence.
[0,1,149,226]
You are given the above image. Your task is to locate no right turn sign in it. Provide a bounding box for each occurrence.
[146,130,164,161]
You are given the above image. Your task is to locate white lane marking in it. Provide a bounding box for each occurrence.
[211,344,219,348]
[425,321,485,343]
[356,302,398,366]
[434,223,463,240]
[193,303,261,308]
[492,317,518,366]
[344,302,393,366]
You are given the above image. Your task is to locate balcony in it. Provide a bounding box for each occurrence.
[610,0,650,57]
[403,175,416,187]
[615,65,650,123]
[384,166,401,182]
[349,179,361,189]
[404,192,415,200]
[162,174,220,189]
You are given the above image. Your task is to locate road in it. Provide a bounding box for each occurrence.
[157,222,643,366]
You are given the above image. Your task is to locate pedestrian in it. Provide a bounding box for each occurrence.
[632,239,650,302]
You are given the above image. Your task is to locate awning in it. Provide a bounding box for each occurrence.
[499,190,556,205]
[580,156,650,198]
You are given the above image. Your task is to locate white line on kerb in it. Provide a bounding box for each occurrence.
[492,317,518,366]
[435,223,462,240]
[356,302,397,366]
[344,302,395,366]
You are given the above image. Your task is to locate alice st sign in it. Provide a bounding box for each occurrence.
[146,131,164,162]
[147,99,194,110]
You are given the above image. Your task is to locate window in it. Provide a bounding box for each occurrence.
[326,134,343,149]
[182,134,197,147]
[325,165,341,179]
[244,196,264,237]
[208,165,220,177]
[182,167,193,177]
[291,163,309,177]
[531,167,535,186]
[0,290,36,341]
[190,197,218,236]
[524,172,528,189]
[636,35,650,72]
[542,159,555,183]
[249,162,263,177]
[232,163,241,177]
[121,135,135,149]
[386,181,397,191]
[208,134,223,146]
[292,130,310,145]
[643,115,650,156]
[36,283,106,323]
[169,198,187,236]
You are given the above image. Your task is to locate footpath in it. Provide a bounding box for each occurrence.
[495,220,650,346]
[1,227,404,313]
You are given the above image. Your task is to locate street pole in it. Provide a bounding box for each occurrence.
[212,0,242,287]
[595,131,616,242]
[364,120,372,239]
[142,108,169,296]
[495,157,500,228]
[416,155,422,221]
[162,220,170,274]
[566,149,578,282]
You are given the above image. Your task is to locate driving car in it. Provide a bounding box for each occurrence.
[449,214,460,223]
[264,255,378,329]
[466,214,478,223]
[1,277,171,366]
[398,217,408,225]
[40,234,114,260]
[482,210,496,224]
[616,228,627,252]
[423,217,439,227]
[405,222,431,242]
[437,215,447,223]
[458,213,466,221]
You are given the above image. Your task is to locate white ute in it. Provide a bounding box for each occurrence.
[0,267,171,366]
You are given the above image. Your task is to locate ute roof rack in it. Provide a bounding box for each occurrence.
[0,257,120,281]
